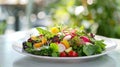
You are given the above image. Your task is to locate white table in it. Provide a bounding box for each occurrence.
[0,31,120,67]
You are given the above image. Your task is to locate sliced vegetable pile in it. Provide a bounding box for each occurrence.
[22,26,106,57]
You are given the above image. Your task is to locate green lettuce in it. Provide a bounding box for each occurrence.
[50,43,59,52]
[36,27,54,39]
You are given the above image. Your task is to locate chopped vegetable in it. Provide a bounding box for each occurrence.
[60,52,67,57]
[68,51,78,57]
[58,43,66,52]
[61,39,70,49]
[65,47,72,53]
[51,27,59,34]
[34,42,43,48]
[52,52,59,57]
[50,43,59,52]
[80,36,90,43]
[83,45,96,56]
[41,38,47,44]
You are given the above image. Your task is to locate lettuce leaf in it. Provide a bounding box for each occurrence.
[83,45,96,56]
[36,27,54,39]
[26,42,32,48]
[50,43,59,52]
[83,40,106,56]
[94,40,106,50]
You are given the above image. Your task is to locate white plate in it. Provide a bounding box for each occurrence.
[12,39,117,61]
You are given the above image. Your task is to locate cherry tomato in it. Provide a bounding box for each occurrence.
[60,52,67,57]
[68,51,78,57]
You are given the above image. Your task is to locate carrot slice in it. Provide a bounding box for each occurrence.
[34,43,43,48]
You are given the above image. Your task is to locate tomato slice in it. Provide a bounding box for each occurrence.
[60,52,67,57]
[68,51,78,57]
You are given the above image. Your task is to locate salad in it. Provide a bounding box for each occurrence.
[22,26,106,57]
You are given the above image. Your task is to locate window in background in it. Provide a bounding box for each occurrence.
[0,0,54,35]
[0,0,120,39]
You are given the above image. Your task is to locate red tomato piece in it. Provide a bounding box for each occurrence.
[68,51,78,57]
[60,52,67,57]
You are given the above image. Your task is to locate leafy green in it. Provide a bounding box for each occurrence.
[51,52,59,57]
[83,45,96,56]
[27,46,59,57]
[24,42,33,53]
[72,40,106,56]
[59,35,64,40]
[94,40,106,50]
[50,43,59,52]
[72,45,85,56]
[76,26,88,36]
[82,40,106,56]
[25,48,34,53]
[36,27,54,39]
[26,42,32,48]
[79,26,85,33]
[70,36,81,46]
[33,48,53,56]
[25,42,59,56]
[93,45,102,54]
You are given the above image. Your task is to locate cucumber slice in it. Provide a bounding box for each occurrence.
[65,47,72,53]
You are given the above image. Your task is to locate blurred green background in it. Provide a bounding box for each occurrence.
[0,0,120,38]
